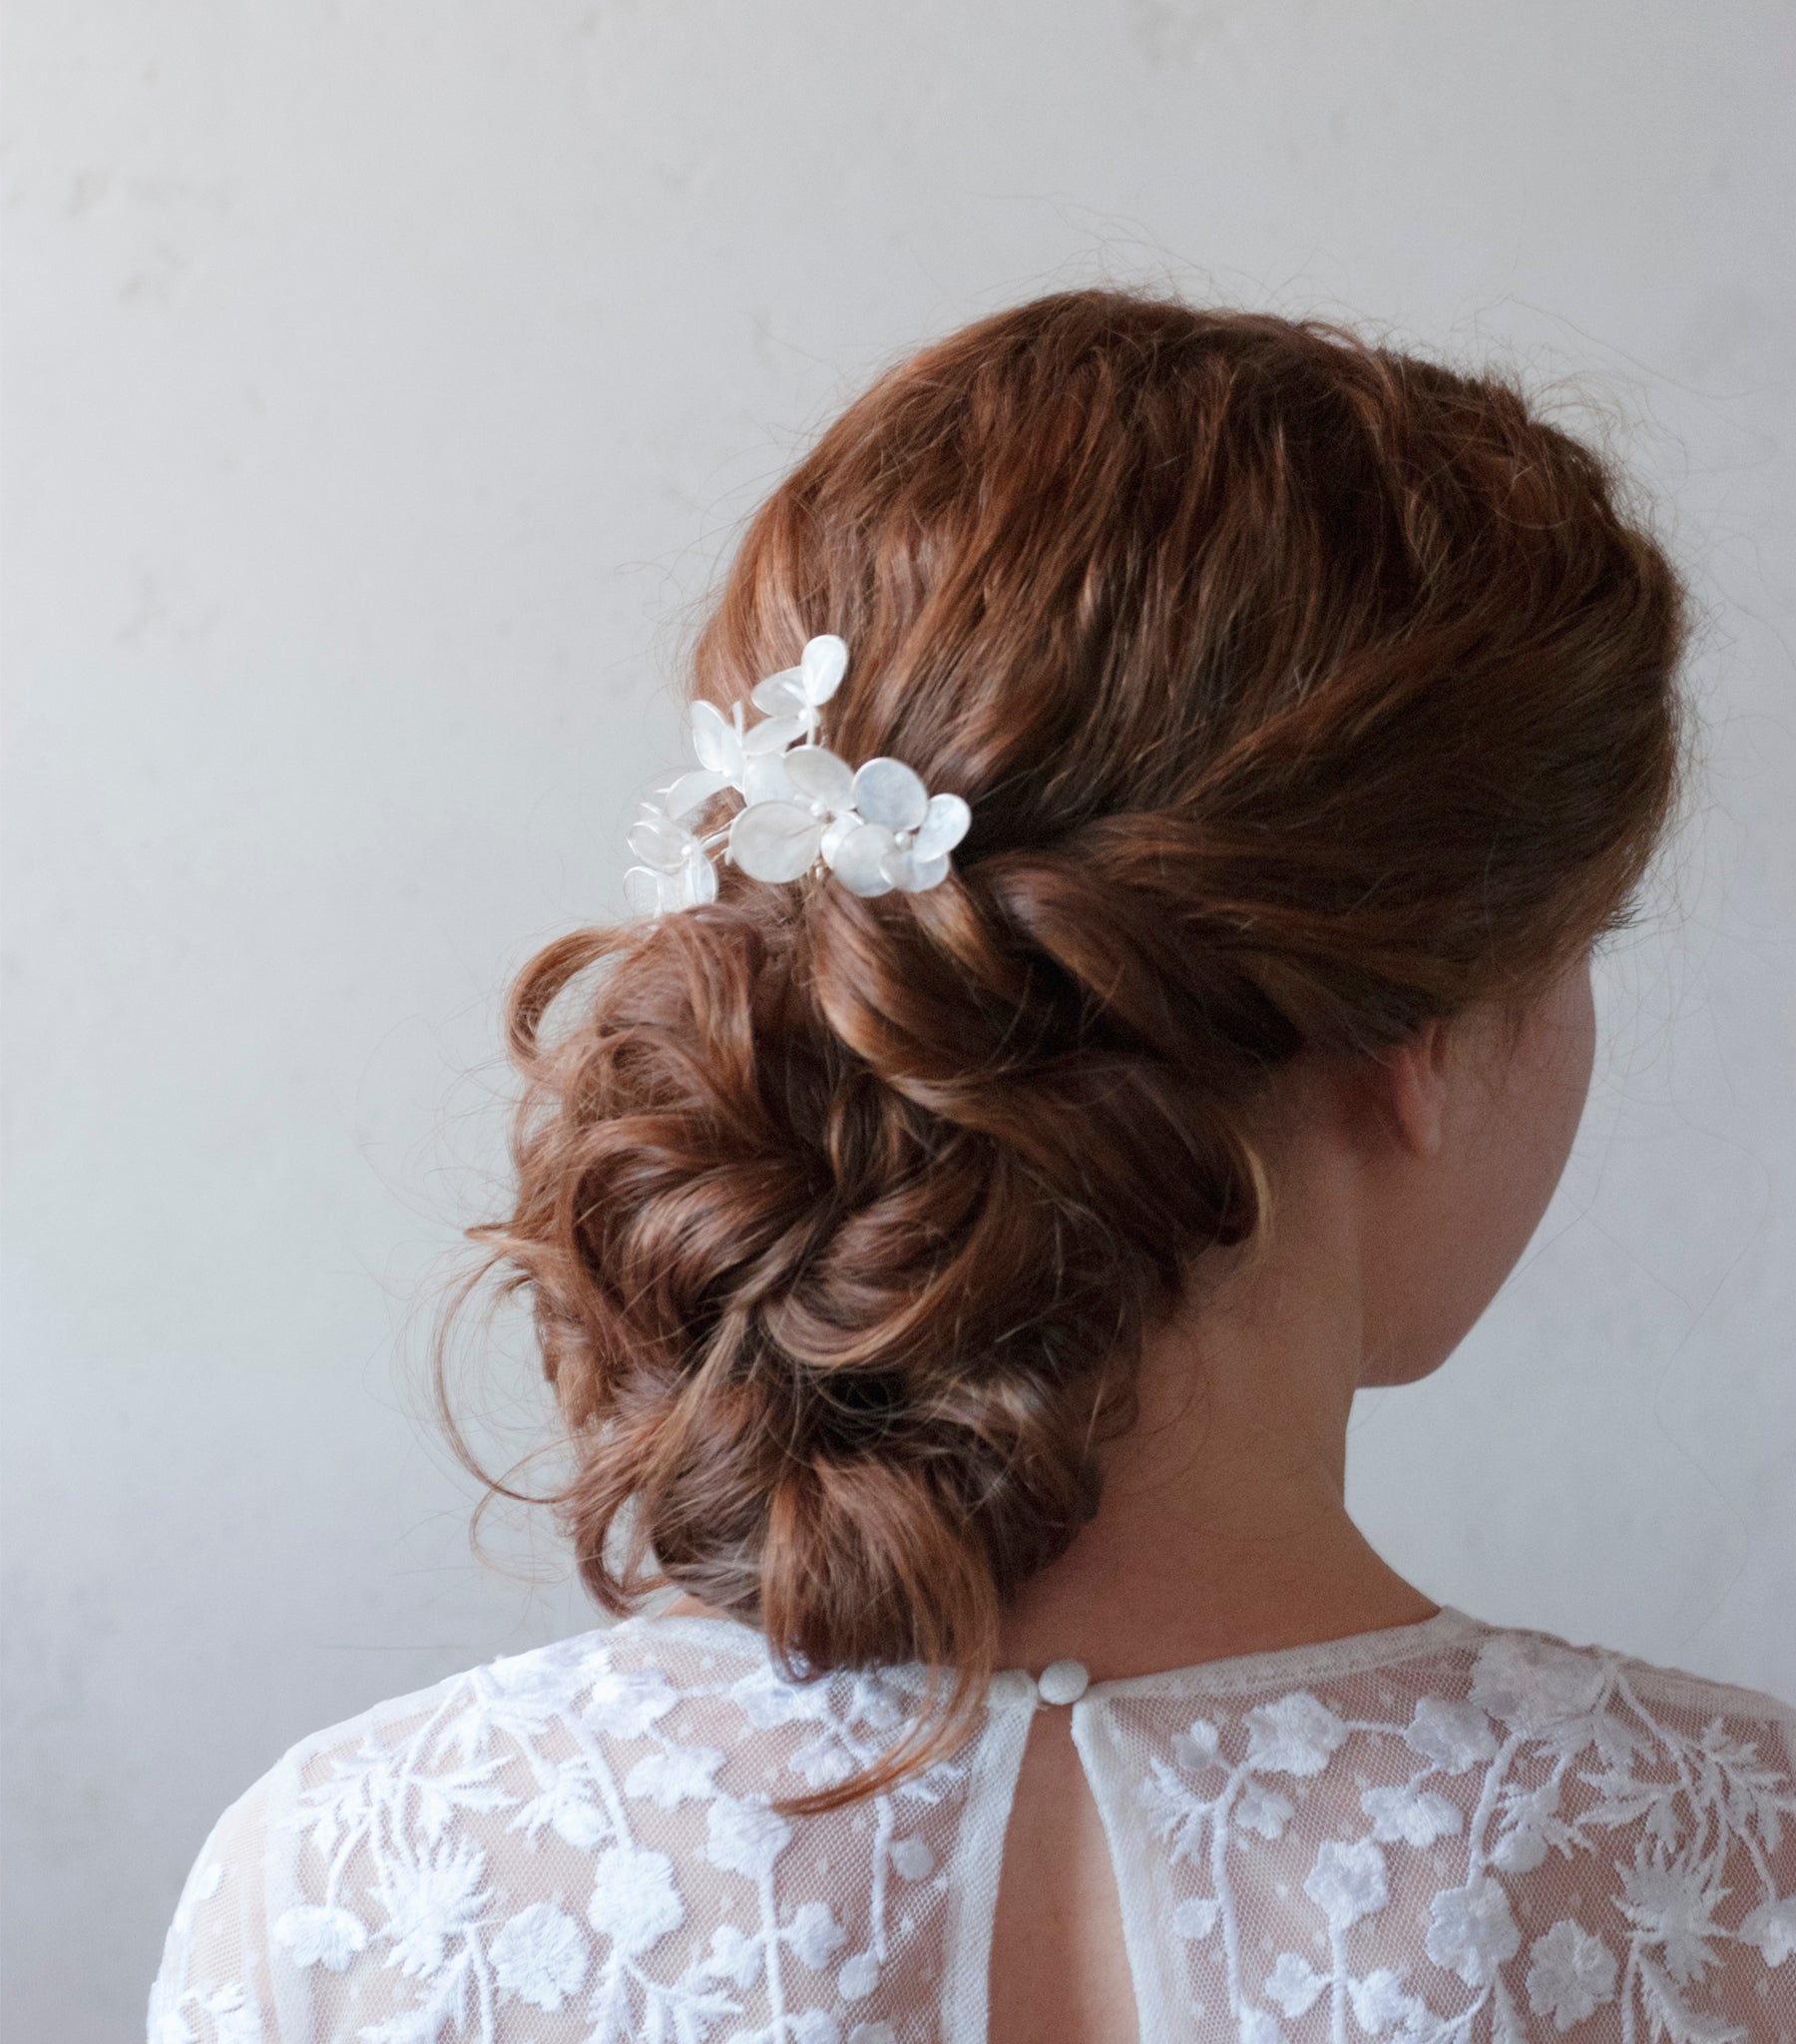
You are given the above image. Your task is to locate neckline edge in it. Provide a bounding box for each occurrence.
[610,1603,1490,1703]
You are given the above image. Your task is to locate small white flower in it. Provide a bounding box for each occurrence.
[749,633,851,739]
[375,1833,494,1980]
[1740,1896,1796,1966]
[1235,1779,1296,1840]
[1304,1837,1389,1928]
[1264,1950,1326,2016]
[586,1665,677,1738]
[508,1763,607,1850]
[785,1899,849,1969]
[699,1921,764,1988]
[1171,1896,1221,1940]
[271,1903,368,1972]
[726,744,857,883]
[1426,1878,1521,1987]
[587,1843,684,1954]
[1244,1691,1349,1777]
[1615,1849,1728,1984]
[790,1736,857,1790]
[1491,1780,1571,1873]
[706,1794,793,1879]
[728,1660,833,1729]
[624,1743,724,1809]
[1172,1719,1222,1772]
[820,758,971,897]
[624,690,796,917]
[730,750,969,895]
[198,1983,261,2044]
[685,695,802,805]
[484,1641,597,1725]
[1469,1636,1605,1739]
[489,1901,590,2011]
[1238,2011,1286,2044]
[838,1949,879,1999]
[1404,1695,1497,1773]
[1361,1783,1462,1847]
[837,1667,908,1733]
[623,802,720,916]
[889,1835,935,1880]
[1347,1967,1427,2034]
[1525,1919,1618,2030]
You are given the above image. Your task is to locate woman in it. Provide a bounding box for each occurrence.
[150,291,1794,2043]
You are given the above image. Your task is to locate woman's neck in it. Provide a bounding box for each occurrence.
[991,1138,1437,1681]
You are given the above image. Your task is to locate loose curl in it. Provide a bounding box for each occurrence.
[444,291,1687,1806]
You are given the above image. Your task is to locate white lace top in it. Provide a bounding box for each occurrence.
[149,1607,1796,2044]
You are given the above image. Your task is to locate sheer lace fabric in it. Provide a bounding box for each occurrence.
[149,1607,1796,2043]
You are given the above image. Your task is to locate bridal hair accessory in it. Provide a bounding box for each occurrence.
[624,634,973,916]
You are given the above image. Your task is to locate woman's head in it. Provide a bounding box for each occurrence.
[462,289,1685,1770]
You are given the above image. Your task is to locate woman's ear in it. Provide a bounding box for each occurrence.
[1380,1019,1454,1161]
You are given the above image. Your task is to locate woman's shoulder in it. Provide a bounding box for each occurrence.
[226,1613,794,1790]
[1451,1612,1794,1732]
[1101,1613,1796,2043]
[150,1615,958,2042]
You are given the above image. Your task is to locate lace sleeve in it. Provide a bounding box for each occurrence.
[148,1770,282,2044]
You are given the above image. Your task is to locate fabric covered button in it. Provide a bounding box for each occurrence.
[1038,1659,1090,1705]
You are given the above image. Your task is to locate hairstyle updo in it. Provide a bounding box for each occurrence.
[450,289,1686,1798]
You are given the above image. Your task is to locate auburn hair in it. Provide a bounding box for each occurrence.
[445,289,1686,1805]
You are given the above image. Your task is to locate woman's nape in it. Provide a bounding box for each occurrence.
[991,941,1599,1685]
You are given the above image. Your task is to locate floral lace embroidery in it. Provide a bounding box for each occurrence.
[197,1631,951,2043]
[1139,1633,1796,2041]
[148,1617,1796,2044]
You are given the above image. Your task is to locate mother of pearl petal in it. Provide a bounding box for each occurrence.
[783,746,857,809]
[729,800,821,882]
[750,667,804,714]
[623,866,665,917]
[912,792,971,860]
[851,758,930,831]
[818,811,860,865]
[663,767,730,819]
[799,634,850,702]
[828,822,898,897]
[741,752,795,804]
[676,848,719,907]
[688,700,739,773]
[888,848,950,892]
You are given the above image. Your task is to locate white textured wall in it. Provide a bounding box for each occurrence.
[4,3,1792,2033]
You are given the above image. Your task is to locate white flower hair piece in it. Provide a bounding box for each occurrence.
[623,635,972,912]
